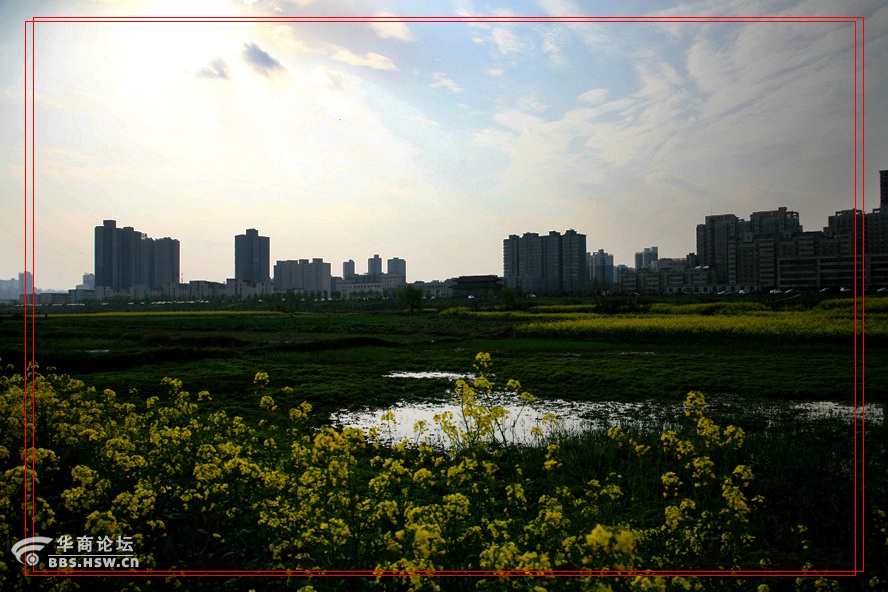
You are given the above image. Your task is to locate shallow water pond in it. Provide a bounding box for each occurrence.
[329,371,884,448]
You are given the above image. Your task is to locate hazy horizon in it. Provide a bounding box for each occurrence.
[2,1,886,290]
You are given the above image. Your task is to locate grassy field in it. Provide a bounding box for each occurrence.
[0,296,885,590]
[2,297,883,414]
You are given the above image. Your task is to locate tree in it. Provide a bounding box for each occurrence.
[500,287,519,310]
[396,284,423,314]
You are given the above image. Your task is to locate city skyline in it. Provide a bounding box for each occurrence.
[2,1,887,290]
[63,189,888,294]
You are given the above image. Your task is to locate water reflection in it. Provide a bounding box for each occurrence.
[330,371,884,448]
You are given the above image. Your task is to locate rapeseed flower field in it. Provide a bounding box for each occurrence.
[0,352,883,591]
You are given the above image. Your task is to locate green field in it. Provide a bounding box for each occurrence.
[3,297,885,417]
[0,296,885,591]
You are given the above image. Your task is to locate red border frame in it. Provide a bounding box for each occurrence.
[20,14,867,581]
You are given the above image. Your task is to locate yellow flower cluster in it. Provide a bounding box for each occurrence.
[3,355,877,591]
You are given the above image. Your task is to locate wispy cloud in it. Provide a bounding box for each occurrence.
[243,42,284,76]
[645,171,709,197]
[371,14,415,41]
[399,114,441,127]
[430,72,462,93]
[542,27,568,65]
[578,88,609,105]
[329,46,397,70]
[490,27,524,54]
[197,58,229,80]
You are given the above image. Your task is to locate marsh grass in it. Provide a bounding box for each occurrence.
[2,308,882,408]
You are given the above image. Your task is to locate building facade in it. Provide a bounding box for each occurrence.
[343,259,356,280]
[234,228,270,285]
[634,247,658,271]
[368,254,383,278]
[274,258,332,296]
[387,257,406,277]
[503,229,588,295]
[94,220,180,293]
[588,249,615,285]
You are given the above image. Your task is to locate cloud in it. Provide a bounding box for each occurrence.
[329,47,397,70]
[371,14,415,41]
[399,114,441,127]
[242,42,284,76]
[310,65,357,92]
[542,27,569,65]
[490,27,523,54]
[430,72,462,93]
[493,110,545,132]
[196,58,229,80]
[578,88,609,105]
[644,172,709,197]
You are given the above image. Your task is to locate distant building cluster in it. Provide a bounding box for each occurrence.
[8,170,888,304]
[47,225,414,303]
[93,220,180,299]
[504,170,888,296]
[0,272,32,301]
[334,255,407,299]
[635,247,658,271]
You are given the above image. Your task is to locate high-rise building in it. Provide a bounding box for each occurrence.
[589,249,614,284]
[634,247,658,271]
[143,237,181,286]
[387,257,406,278]
[18,271,33,294]
[504,232,544,293]
[95,220,118,290]
[696,214,741,283]
[343,259,355,280]
[697,208,803,287]
[368,254,383,278]
[560,229,587,293]
[274,258,332,295]
[235,228,270,285]
[95,220,179,292]
[503,229,588,294]
[881,169,888,210]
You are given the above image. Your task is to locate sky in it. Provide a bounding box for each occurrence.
[1,0,886,289]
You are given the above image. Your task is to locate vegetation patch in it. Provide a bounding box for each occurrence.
[1,354,884,590]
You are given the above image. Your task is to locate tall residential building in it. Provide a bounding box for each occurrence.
[95,220,118,290]
[368,254,383,278]
[387,257,406,278]
[234,228,270,285]
[18,271,33,294]
[589,249,615,284]
[94,220,180,292]
[881,169,888,210]
[503,229,588,294]
[634,246,658,271]
[343,259,355,280]
[696,214,741,283]
[560,229,587,293]
[697,208,802,287]
[274,258,332,295]
[504,232,544,293]
[141,237,180,286]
